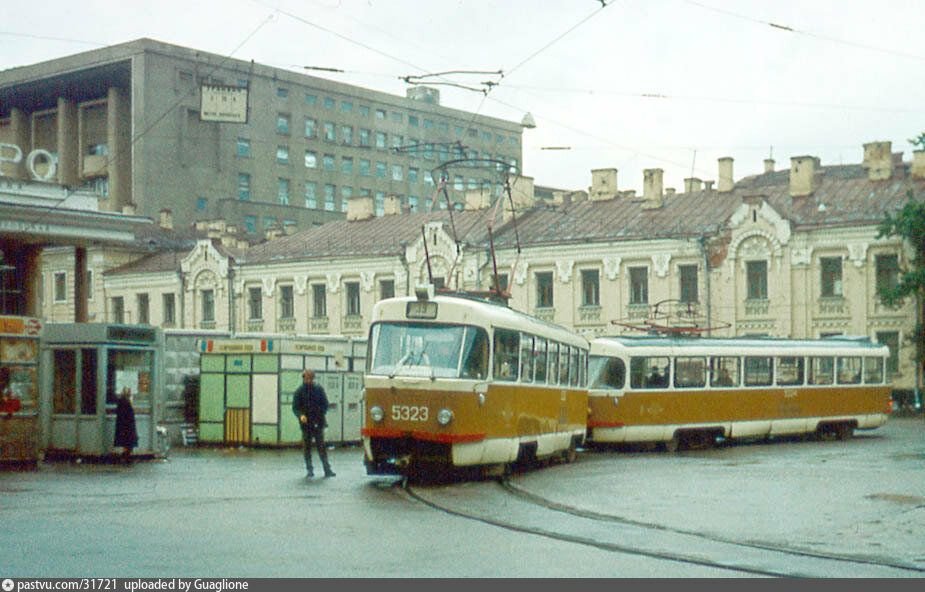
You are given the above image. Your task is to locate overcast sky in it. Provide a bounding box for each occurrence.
[3,0,924,193]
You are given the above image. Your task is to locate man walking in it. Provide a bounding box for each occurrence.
[292,369,335,478]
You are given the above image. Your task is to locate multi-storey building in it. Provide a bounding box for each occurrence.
[39,141,925,404]
[0,38,524,235]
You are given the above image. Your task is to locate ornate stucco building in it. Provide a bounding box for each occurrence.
[40,141,925,401]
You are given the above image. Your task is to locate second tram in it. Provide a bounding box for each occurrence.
[362,291,589,477]
[587,335,892,450]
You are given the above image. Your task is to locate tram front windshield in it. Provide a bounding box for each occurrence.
[369,322,489,379]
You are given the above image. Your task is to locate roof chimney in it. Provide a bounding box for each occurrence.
[863,141,893,180]
[122,203,136,215]
[590,168,618,201]
[642,168,664,209]
[763,158,775,173]
[912,150,925,180]
[718,157,734,192]
[265,224,284,241]
[465,188,491,210]
[504,175,535,222]
[665,187,676,198]
[704,180,714,191]
[347,196,375,221]
[683,177,703,193]
[383,195,402,216]
[158,208,173,230]
[790,155,818,197]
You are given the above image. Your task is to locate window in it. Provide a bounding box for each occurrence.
[359,128,371,147]
[196,197,208,212]
[238,173,251,200]
[519,335,535,383]
[375,109,386,120]
[424,119,434,129]
[493,329,519,381]
[201,290,215,323]
[876,331,900,375]
[375,192,384,216]
[341,186,353,201]
[305,182,317,208]
[744,356,773,386]
[111,296,124,323]
[535,271,554,308]
[547,342,559,385]
[137,293,150,324]
[581,269,600,306]
[453,176,464,191]
[244,216,257,234]
[54,272,66,302]
[324,184,336,211]
[809,357,835,385]
[359,159,371,176]
[408,167,419,183]
[820,257,843,297]
[746,261,768,299]
[323,154,335,171]
[359,105,370,117]
[304,93,317,105]
[392,134,404,149]
[409,115,419,127]
[323,122,335,142]
[277,178,290,205]
[248,287,262,319]
[379,279,395,300]
[163,293,176,325]
[276,146,289,164]
[345,282,360,316]
[679,264,698,303]
[341,157,354,174]
[630,356,669,389]
[279,285,294,319]
[276,113,290,134]
[323,97,335,109]
[674,357,706,388]
[710,356,740,387]
[391,164,403,181]
[304,118,317,138]
[304,151,317,169]
[341,125,353,145]
[390,111,403,123]
[629,267,648,304]
[236,138,251,157]
[875,254,900,296]
[776,356,804,385]
[375,161,387,178]
[837,356,862,384]
[276,87,289,99]
[408,195,419,211]
[864,357,885,384]
[340,100,353,113]
[312,284,327,318]
[534,339,548,383]
[590,356,625,389]
[375,132,386,149]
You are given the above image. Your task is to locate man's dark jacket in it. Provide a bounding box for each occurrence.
[292,382,329,428]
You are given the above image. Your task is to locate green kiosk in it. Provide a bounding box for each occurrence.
[197,336,365,446]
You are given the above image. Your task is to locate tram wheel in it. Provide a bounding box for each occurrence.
[563,439,578,464]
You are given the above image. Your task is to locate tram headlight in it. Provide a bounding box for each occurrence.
[370,406,385,422]
[437,408,454,426]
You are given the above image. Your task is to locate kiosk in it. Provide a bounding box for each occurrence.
[0,315,42,466]
[40,323,165,459]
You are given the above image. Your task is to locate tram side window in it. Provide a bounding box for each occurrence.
[493,329,520,381]
[519,335,534,383]
[547,342,560,385]
[863,357,885,384]
[837,356,862,384]
[710,356,740,387]
[674,357,706,388]
[579,350,588,387]
[559,345,571,386]
[744,356,773,386]
[809,357,834,385]
[534,339,548,383]
[776,356,804,386]
[630,356,669,389]
[590,356,626,389]
[569,348,580,386]
[460,328,489,379]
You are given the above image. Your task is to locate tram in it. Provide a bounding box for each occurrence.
[587,335,893,450]
[362,288,589,477]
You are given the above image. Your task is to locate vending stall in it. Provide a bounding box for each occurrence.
[197,336,365,447]
[40,323,165,459]
[0,315,42,466]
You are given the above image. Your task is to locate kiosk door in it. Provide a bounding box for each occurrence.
[50,348,103,455]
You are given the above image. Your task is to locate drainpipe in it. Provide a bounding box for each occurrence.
[228,266,236,335]
[700,235,713,333]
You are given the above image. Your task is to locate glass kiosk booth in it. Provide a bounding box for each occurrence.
[40,324,165,459]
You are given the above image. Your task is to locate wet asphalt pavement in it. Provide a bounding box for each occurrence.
[1,417,923,577]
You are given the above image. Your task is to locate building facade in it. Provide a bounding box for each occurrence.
[0,39,524,235]
[39,141,925,403]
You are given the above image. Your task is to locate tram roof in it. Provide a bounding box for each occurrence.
[371,293,589,348]
[591,334,889,354]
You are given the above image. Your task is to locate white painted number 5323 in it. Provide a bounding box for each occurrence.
[391,405,429,421]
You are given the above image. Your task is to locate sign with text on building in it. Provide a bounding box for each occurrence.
[200,84,248,123]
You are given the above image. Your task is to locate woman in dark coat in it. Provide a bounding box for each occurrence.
[114,387,138,463]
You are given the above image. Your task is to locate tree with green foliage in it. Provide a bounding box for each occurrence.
[876,151,925,409]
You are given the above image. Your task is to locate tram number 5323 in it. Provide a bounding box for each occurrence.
[392,405,429,421]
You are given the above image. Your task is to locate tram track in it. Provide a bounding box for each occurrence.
[402,478,923,577]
